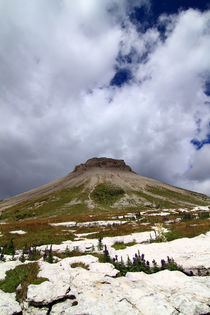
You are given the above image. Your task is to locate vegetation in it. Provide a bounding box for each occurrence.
[151,224,167,242]
[0,206,209,252]
[19,246,42,262]
[91,183,125,206]
[0,166,209,310]
[97,237,103,250]
[54,246,86,259]
[0,239,15,255]
[0,263,48,301]
[146,186,209,206]
[0,220,75,249]
[86,223,150,239]
[166,219,210,239]
[0,185,89,221]
[112,241,137,250]
[198,211,210,219]
[181,213,193,221]
[70,262,89,270]
[43,245,54,263]
[101,246,186,276]
[134,190,180,209]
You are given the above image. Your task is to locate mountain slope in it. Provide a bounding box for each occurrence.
[0,157,209,221]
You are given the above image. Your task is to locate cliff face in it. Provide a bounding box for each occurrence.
[73,157,133,173]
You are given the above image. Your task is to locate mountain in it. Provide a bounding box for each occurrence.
[0,157,209,221]
[0,158,210,315]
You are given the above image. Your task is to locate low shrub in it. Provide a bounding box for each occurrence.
[198,212,209,219]
[91,183,125,206]
[27,246,41,261]
[43,245,54,263]
[101,246,186,276]
[0,239,15,255]
[182,213,192,221]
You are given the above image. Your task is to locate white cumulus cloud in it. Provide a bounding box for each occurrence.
[0,1,210,197]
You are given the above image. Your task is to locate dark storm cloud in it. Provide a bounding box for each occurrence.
[0,0,210,198]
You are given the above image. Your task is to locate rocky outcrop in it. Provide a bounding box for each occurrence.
[73,157,133,173]
[1,232,210,314]
[27,259,210,315]
[37,230,210,276]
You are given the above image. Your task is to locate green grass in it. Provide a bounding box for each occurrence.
[112,241,137,250]
[91,183,125,206]
[70,262,89,270]
[146,186,209,206]
[164,230,182,241]
[0,185,89,221]
[54,248,86,259]
[133,190,180,209]
[0,262,48,301]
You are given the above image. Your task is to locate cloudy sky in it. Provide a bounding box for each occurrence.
[0,0,210,199]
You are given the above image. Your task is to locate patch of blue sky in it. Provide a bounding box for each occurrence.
[191,132,210,150]
[191,118,210,149]
[204,80,210,96]
[110,68,132,87]
[128,0,209,35]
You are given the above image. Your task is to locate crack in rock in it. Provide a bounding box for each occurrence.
[119,297,143,314]
[99,281,111,284]
[28,291,76,315]
[174,306,181,313]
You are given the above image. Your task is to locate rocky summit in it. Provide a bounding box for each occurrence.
[73,157,133,173]
[0,158,210,314]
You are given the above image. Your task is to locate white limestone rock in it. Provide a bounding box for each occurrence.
[77,220,127,227]
[108,232,210,271]
[22,304,48,315]
[10,230,26,234]
[37,230,157,254]
[49,222,76,227]
[126,271,210,315]
[50,299,76,314]
[27,281,73,306]
[11,252,208,315]
[88,262,119,277]
[37,255,98,282]
[48,269,210,315]
[0,290,22,315]
[1,230,210,314]
[42,257,210,315]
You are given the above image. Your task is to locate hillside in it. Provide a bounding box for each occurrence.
[0,158,210,314]
[0,157,209,222]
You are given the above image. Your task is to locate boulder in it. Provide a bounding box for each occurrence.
[49,269,210,315]
[27,281,73,306]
